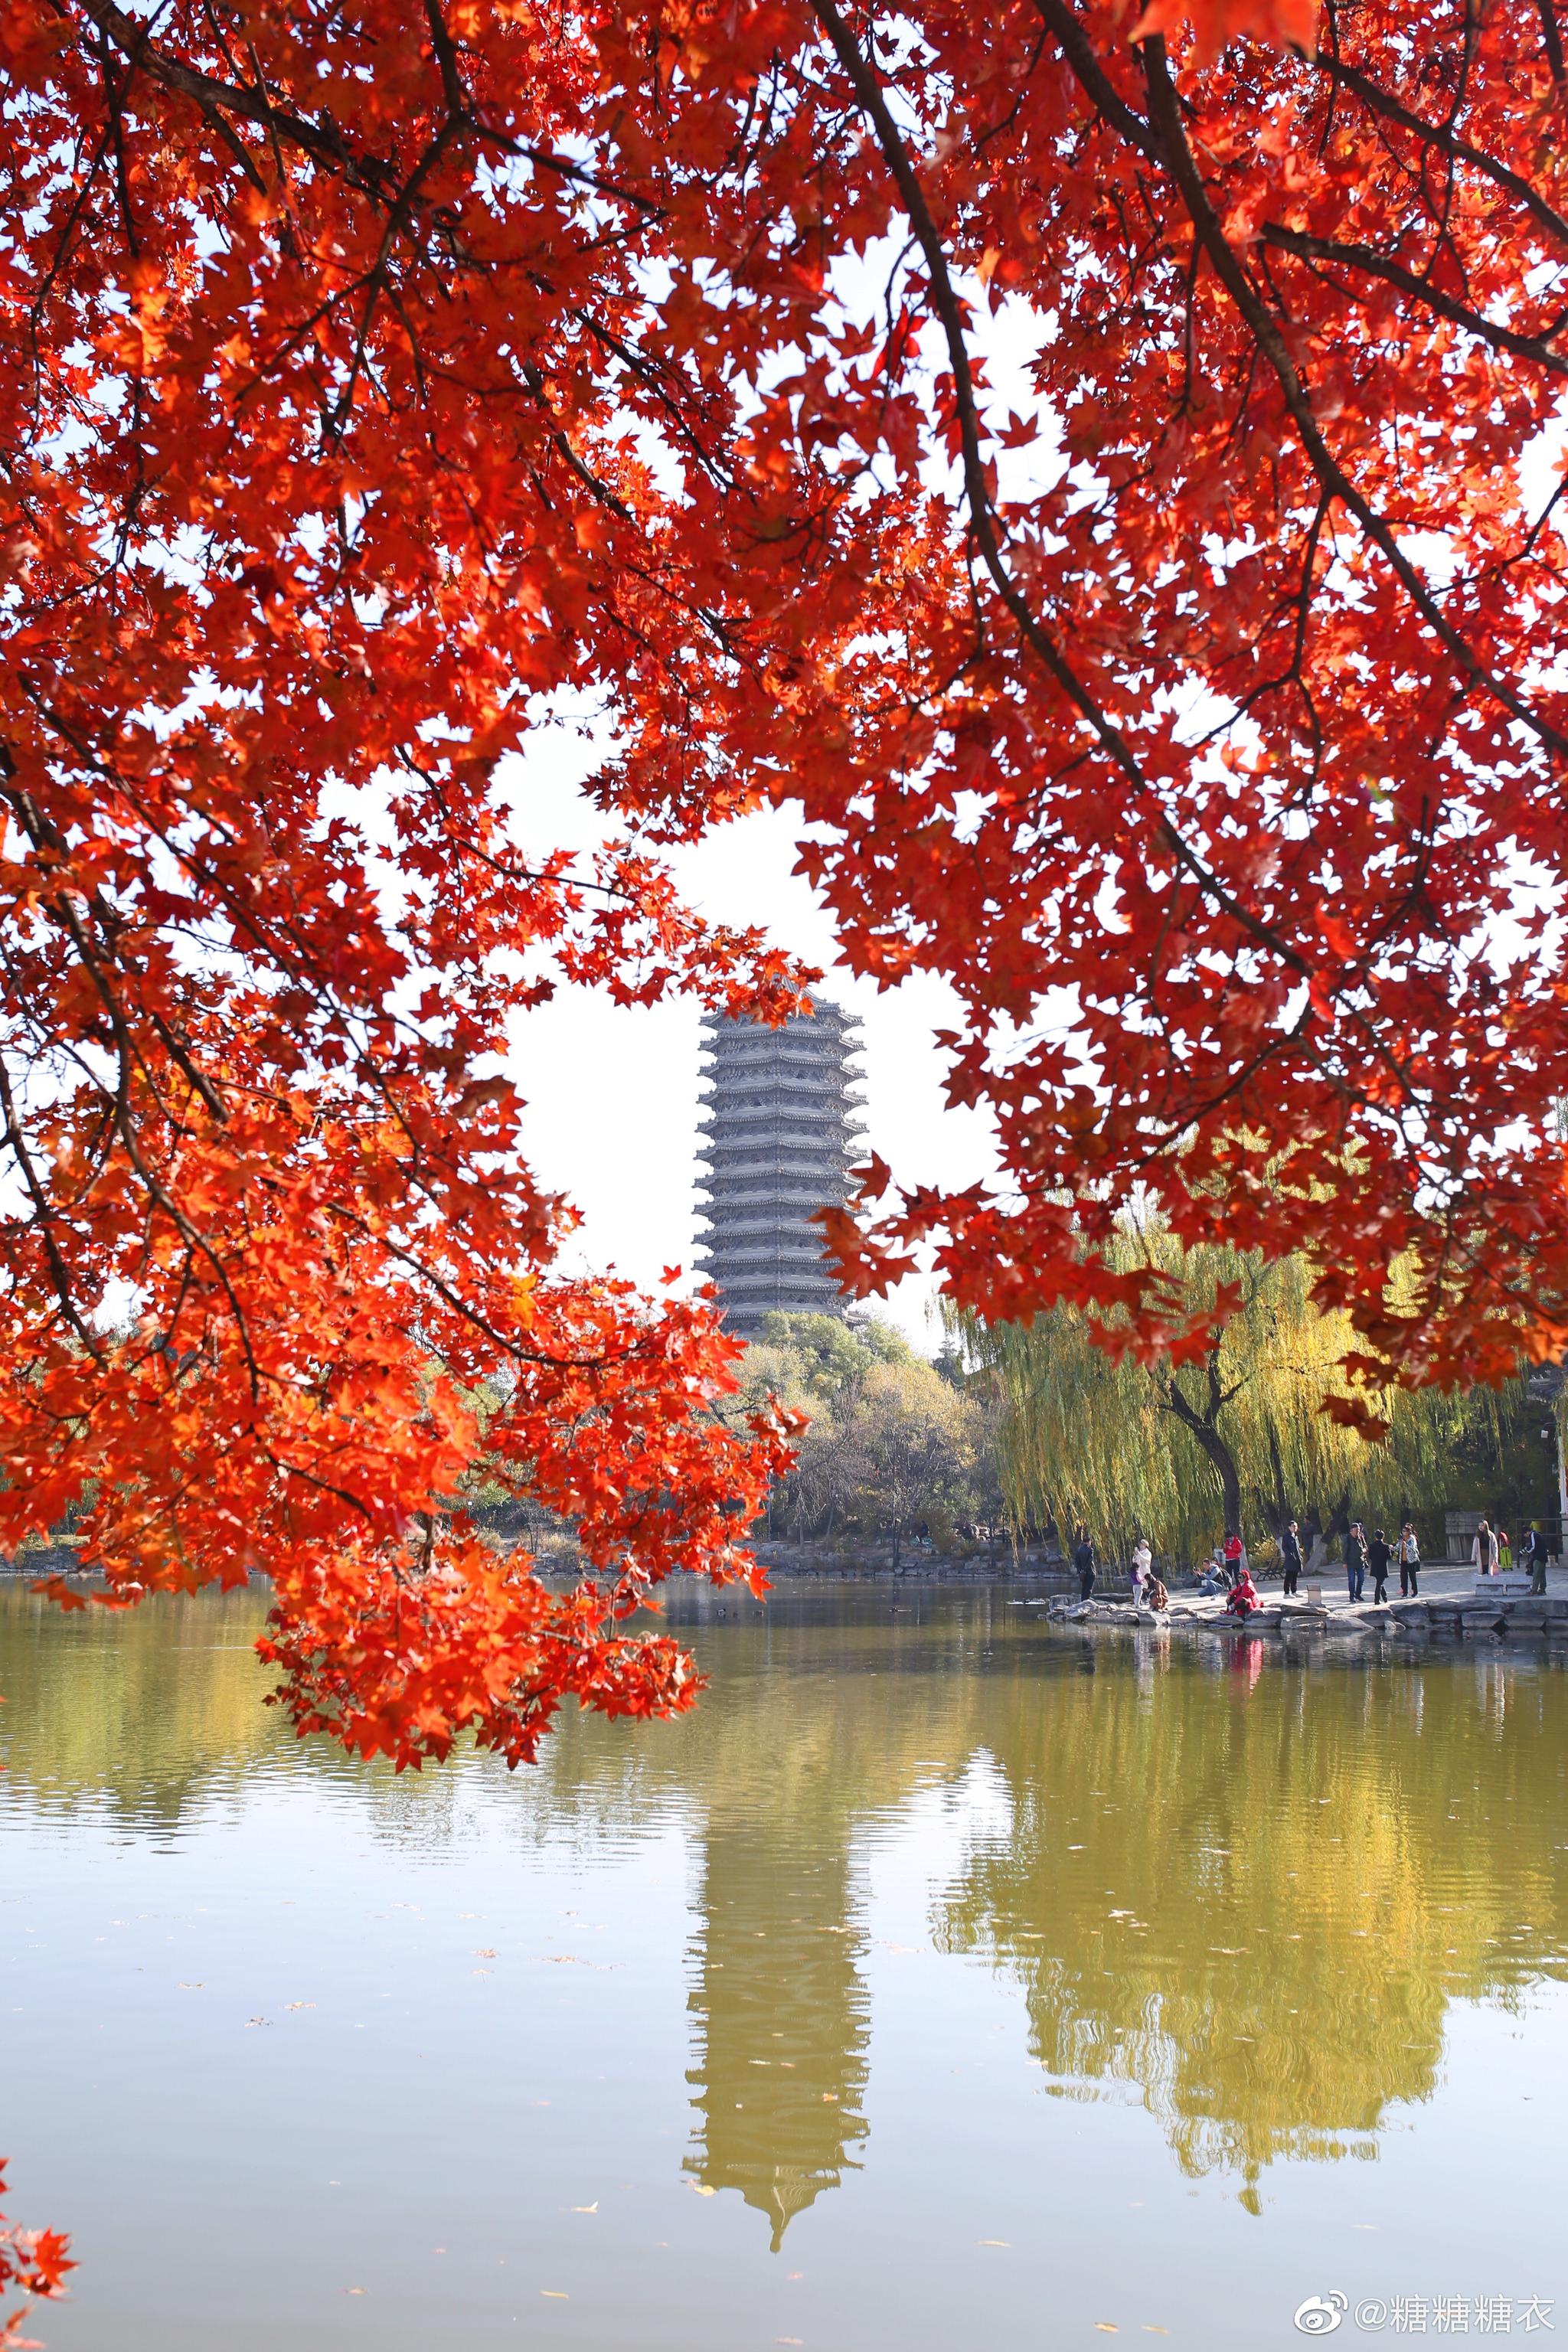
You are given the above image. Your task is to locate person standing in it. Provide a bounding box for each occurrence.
[1130,1535,1152,1608]
[1367,1528,1393,1604]
[1472,1517,1498,1577]
[1498,1526,1514,1576]
[1074,1530,1096,1600]
[1525,1524,1547,1596]
[1223,1529,1246,1589]
[1280,1519,1303,1597]
[1396,1521,1421,1597]
[1344,1521,1368,1603]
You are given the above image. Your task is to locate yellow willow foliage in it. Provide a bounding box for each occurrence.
[956,1241,1488,1564]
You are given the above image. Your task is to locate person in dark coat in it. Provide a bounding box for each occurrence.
[1073,1531,1096,1600]
[1343,1521,1368,1602]
[1280,1519,1303,1596]
[1525,1523,1547,1596]
[1367,1528,1392,1603]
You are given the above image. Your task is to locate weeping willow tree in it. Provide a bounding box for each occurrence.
[956,1238,1504,1567]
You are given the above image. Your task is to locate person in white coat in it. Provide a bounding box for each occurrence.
[1472,1518,1498,1576]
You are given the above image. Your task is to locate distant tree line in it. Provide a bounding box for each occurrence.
[733,1314,1007,1567]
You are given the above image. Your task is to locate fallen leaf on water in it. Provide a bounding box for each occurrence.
[346,2288,364,2297]
[690,2183,717,2197]
[284,2001,315,2011]
[178,1982,204,1990]
[473,1968,492,1977]
[821,2092,838,2103]
[1096,2328,1119,2336]
[541,2288,568,2298]
[571,2204,598,2213]
[475,1948,498,1958]
[245,2017,270,2027]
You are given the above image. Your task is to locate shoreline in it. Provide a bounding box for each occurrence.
[1038,1583,1568,1647]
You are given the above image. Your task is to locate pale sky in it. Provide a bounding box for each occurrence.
[498,738,999,1347]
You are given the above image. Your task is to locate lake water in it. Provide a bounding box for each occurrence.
[2,1580,1566,2350]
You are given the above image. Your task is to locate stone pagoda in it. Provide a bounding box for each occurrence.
[693,996,867,1338]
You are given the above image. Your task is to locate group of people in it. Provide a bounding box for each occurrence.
[1332,1520,1423,1602]
[1071,1532,1168,1612]
[1467,1515,1547,1591]
[1070,1511,1553,1616]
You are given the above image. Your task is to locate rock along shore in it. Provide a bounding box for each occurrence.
[1037,1586,1568,1646]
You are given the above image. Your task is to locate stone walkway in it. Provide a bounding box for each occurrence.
[1042,1568,1568,1641]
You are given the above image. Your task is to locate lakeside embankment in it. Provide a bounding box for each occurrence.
[1040,1562,1568,1647]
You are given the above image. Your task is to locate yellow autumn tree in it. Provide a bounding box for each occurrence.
[956,1238,1488,1565]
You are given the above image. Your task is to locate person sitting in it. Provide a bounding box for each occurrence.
[1195,1558,1223,1596]
[1224,1568,1259,1619]
[1145,1573,1169,1612]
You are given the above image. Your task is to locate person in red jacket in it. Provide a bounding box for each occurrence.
[1225,1567,1259,1619]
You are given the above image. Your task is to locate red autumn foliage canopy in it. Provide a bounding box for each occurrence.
[0,2162,73,2351]
[4,0,1567,1756]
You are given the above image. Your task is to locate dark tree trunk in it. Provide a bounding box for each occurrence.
[1264,1419,1290,1534]
[1161,1348,1245,1537]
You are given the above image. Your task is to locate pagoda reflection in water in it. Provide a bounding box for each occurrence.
[683,1824,870,2249]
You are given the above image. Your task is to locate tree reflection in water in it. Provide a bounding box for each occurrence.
[935,1628,1566,2198]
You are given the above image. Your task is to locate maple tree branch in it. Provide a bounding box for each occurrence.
[1029,0,1158,158]
[1307,44,1568,254]
[1139,36,1568,766]
[0,1051,104,1360]
[1258,221,1568,372]
[423,0,468,116]
[73,0,663,217]
[1542,0,1568,85]
[808,0,1327,993]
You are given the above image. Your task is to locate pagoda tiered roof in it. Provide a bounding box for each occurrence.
[692,995,867,1340]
